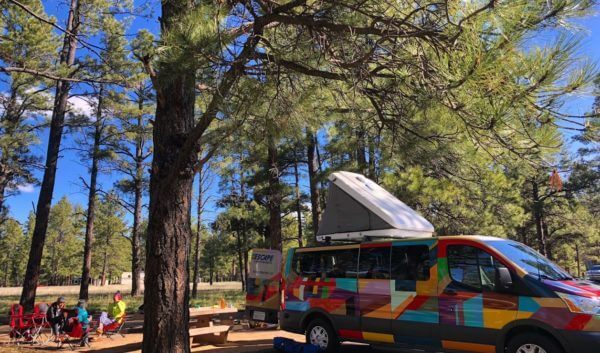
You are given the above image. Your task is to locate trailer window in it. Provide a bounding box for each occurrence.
[358,246,390,279]
[293,249,358,279]
[391,245,430,291]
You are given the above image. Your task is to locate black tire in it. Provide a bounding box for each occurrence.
[305,318,339,353]
[507,332,564,353]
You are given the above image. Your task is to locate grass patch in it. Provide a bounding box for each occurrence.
[0,290,245,315]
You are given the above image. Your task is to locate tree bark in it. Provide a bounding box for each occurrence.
[191,166,203,299]
[79,87,103,300]
[306,130,321,236]
[21,0,80,311]
[235,231,245,290]
[294,157,303,247]
[532,181,548,257]
[267,135,282,251]
[131,91,145,297]
[142,2,196,352]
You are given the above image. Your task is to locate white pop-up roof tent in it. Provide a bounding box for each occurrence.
[316,171,434,242]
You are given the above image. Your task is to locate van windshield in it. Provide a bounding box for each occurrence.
[485,239,572,281]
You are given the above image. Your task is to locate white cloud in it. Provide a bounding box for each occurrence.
[68,96,95,117]
[16,184,36,193]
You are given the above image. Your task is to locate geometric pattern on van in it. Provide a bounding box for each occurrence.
[355,240,440,323]
[285,276,358,316]
[246,273,281,310]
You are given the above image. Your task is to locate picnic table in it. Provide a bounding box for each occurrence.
[188,307,238,345]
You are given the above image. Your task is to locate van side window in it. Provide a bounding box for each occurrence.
[358,246,390,279]
[391,245,430,291]
[293,249,358,279]
[447,245,509,292]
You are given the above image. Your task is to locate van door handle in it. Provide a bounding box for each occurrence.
[443,288,457,296]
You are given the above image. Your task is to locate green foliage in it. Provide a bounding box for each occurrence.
[0,218,28,286]
[40,197,85,285]
[90,196,131,280]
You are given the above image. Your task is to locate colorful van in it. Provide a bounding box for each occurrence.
[279,236,600,353]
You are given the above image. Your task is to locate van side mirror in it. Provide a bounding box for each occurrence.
[496,267,513,290]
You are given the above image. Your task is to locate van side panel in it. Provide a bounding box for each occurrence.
[390,239,440,348]
[283,245,361,333]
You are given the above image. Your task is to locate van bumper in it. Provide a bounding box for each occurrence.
[560,330,600,353]
[279,310,304,334]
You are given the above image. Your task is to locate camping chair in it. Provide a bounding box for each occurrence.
[103,313,127,339]
[8,304,47,345]
[9,304,32,345]
[55,317,92,349]
[31,304,52,345]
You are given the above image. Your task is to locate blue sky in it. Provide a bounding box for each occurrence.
[3,2,600,226]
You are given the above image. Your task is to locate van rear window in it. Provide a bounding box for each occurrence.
[292,249,359,279]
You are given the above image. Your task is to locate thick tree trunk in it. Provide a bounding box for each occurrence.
[142,2,196,352]
[267,136,282,251]
[79,88,103,300]
[131,96,145,297]
[293,159,303,247]
[306,131,321,236]
[191,166,203,299]
[21,0,80,311]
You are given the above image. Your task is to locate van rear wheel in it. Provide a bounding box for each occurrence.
[305,318,339,353]
[507,333,563,353]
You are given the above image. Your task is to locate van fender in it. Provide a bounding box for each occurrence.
[299,308,338,333]
[496,319,568,353]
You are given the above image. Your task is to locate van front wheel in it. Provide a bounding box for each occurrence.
[507,333,563,353]
[305,318,339,353]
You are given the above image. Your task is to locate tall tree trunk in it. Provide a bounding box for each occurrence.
[267,135,282,251]
[532,181,548,257]
[131,92,145,297]
[368,136,376,181]
[21,0,80,311]
[294,158,303,247]
[191,166,203,299]
[79,88,103,300]
[306,131,321,236]
[355,127,367,174]
[235,231,245,290]
[575,242,581,278]
[0,181,6,219]
[101,247,108,286]
[142,2,196,352]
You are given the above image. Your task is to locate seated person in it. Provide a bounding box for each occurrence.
[74,299,90,330]
[97,291,126,334]
[47,297,67,336]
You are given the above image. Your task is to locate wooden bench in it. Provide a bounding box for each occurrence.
[189,325,230,345]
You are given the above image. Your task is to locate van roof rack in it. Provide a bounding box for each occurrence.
[317,230,433,244]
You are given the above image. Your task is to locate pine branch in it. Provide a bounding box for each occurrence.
[0,66,122,85]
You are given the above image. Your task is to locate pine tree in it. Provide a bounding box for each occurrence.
[20,0,132,310]
[0,0,57,222]
[141,1,595,350]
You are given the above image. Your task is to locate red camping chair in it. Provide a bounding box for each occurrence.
[31,303,52,345]
[8,304,44,345]
[103,313,126,339]
[56,316,92,349]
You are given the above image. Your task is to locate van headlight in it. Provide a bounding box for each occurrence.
[559,293,600,315]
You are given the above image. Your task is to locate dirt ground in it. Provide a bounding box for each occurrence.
[0,328,448,353]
